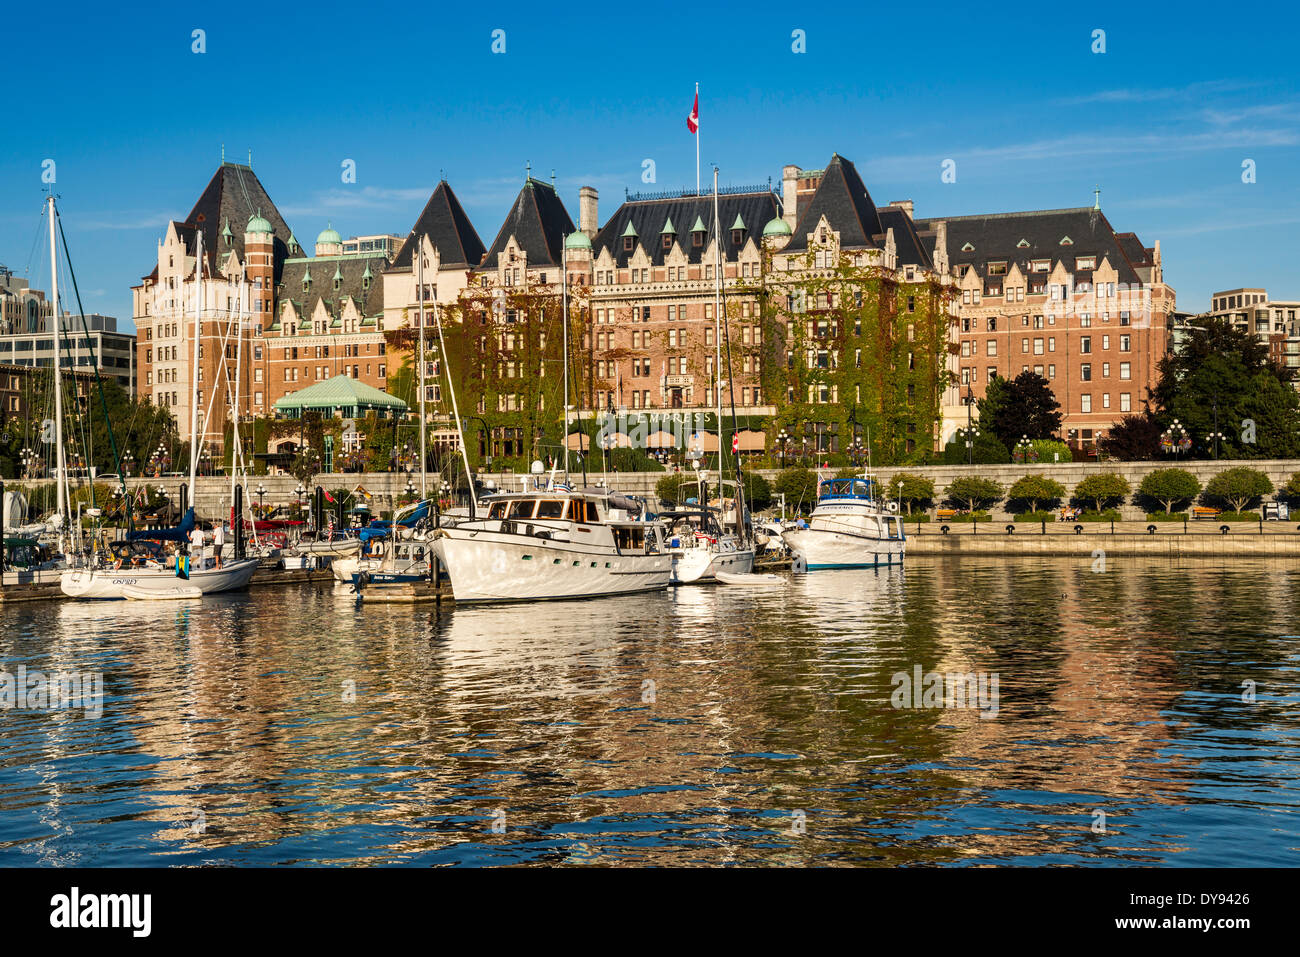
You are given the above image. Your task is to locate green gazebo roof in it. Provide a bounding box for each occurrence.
[273,376,407,415]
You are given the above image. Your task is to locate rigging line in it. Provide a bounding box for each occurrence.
[53,251,95,511]
[58,208,127,514]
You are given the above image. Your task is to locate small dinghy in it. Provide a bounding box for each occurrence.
[715,571,785,587]
[123,584,203,601]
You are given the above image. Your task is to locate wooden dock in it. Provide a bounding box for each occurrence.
[1,563,337,605]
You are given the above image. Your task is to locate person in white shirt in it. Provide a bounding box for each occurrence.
[213,521,225,569]
[190,525,205,570]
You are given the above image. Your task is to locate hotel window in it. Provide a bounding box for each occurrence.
[1080,394,1092,413]
[1081,363,1091,381]
[1033,338,1044,355]
[1102,393,1111,409]
[705,326,714,345]
[1080,314,1091,327]
[1021,338,1029,353]
[961,341,970,357]
[987,317,997,331]
[1102,335,1110,349]
[1080,336,1091,354]
[962,290,971,304]
[1048,364,1056,379]
[1120,311,1130,326]
[1048,337,1056,352]
[1120,335,1131,352]
[986,340,997,356]
[987,367,997,382]
[668,329,677,347]
[704,304,713,320]
[1119,362,1131,380]
[1034,364,1043,376]
[988,262,1008,276]
[1120,392,1131,412]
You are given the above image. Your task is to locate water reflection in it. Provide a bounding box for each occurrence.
[0,557,1297,866]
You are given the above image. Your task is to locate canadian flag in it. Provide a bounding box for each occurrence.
[732,432,740,453]
[687,91,699,134]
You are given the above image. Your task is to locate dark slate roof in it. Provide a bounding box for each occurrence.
[176,163,294,281]
[277,254,387,321]
[784,154,885,253]
[481,179,576,270]
[913,207,1144,285]
[877,206,933,270]
[1114,231,1152,269]
[390,180,486,271]
[592,191,779,267]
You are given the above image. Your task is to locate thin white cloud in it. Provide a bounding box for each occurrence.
[1055,79,1261,107]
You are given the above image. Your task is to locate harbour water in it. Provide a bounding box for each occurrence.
[1,557,1297,867]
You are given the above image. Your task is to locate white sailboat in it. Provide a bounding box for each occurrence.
[669,169,754,584]
[428,232,672,602]
[61,225,257,599]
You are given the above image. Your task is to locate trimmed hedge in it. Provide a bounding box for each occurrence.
[947,511,992,523]
[1013,511,1058,523]
[1146,513,1189,522]
[1075,510,1123,522]
[1218,511,1262,522]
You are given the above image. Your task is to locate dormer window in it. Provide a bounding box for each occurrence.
[731,229,743,245]
[961,242,975,252]
[1076,256,1096,270]
[662,235,672,250]
[303,279,310,293]
[1059,236,1074,246]
[988,261,1008,276]
[623,236,635,252]
[692,232,704,248]
[1016,238,1030,248]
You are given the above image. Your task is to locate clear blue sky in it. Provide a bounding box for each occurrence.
[2,1,1297,328]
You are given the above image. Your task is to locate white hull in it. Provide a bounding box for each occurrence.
[781,527,905,568]
[60,558,259,600]
[431,532,670,603]
[670,544,754,583]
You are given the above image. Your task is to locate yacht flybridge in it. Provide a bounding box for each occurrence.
[428,486,671,603]
[780,476,906,569]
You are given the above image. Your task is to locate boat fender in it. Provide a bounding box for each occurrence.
[791,552,807,574]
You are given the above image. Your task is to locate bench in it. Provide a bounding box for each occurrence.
[936,508,961,520]
[1191,506,1221,520]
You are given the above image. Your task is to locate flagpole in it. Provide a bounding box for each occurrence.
[695,82,700,195]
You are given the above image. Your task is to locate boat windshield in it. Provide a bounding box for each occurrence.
[821,478,873,499]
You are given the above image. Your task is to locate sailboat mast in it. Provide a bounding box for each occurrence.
[711,169,724,524]
[562,238,570,484]
[432,293,477,518]
[230,267,244,519]
[47,196,68,540]
[416,235,427,498]
[187,229,203,509]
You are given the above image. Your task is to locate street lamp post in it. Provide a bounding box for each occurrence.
[777,428,789,469]
[256,482,267,516]
[964,384,976,465]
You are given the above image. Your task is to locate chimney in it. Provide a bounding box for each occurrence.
[782,165,801,229]
[579,186,598,238]
[889,199,914,220]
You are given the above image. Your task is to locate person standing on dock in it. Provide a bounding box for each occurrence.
[190,525,205,572]
[213,521,225,569]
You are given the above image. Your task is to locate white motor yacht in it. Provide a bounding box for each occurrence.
[780,476,905,569]
[429,487,671,603]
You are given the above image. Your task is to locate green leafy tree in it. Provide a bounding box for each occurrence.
[945,476,1003,512]
[1138,468,1201,514]
[1280,471,1300,504]
[1007,475,1066,513]
[655,473,694,506]
[888,473,935,515]
[741,471,772,511]
[941,431,1009,465]
[775,467,819,513]
[1203,466,1272,513]
[1152,316,1300,458]
[1072,473,1131,512]
[979,372,1062,448]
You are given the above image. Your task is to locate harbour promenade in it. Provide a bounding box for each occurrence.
[10,456,1300,524]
